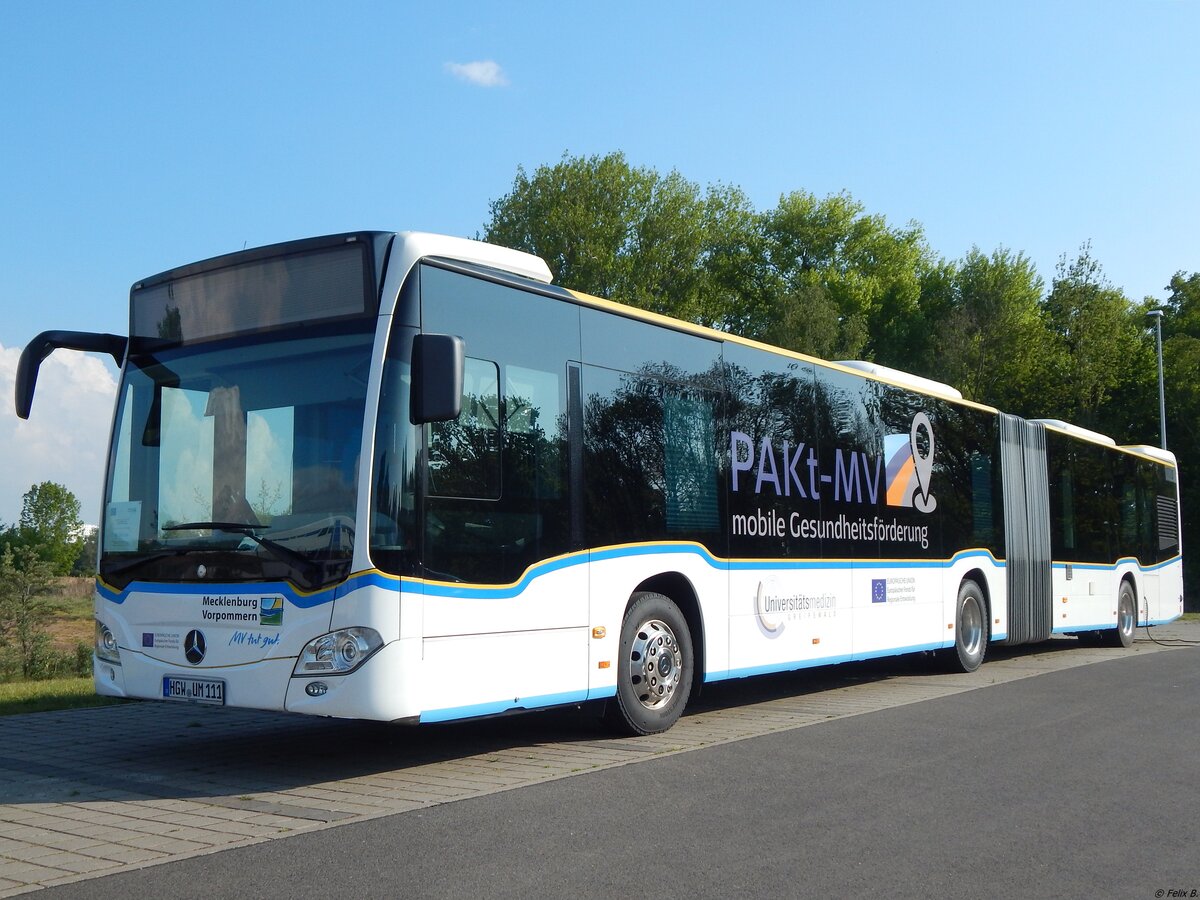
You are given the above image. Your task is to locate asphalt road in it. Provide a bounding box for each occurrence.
[37,646,1199,900]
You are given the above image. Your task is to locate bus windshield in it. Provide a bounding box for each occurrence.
[101,326,374,590]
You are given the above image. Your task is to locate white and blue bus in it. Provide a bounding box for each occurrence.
[15,231,1184,734]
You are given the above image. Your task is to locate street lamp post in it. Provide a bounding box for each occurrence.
[1148,309,1167,450]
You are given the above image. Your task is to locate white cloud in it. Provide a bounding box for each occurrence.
[0,342,118,526]
[444,60,509,88]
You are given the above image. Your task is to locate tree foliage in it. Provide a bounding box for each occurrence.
[1160,272,1200,602]
[1042,245,1152,431]
[13,482,84,576]
[759,191,932,363]
[484,151,759,327]
[0,544,56,679]
[925,247,1049,411]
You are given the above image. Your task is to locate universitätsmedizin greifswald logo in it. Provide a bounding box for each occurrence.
[884,412,937,513]
[755,581,784,638]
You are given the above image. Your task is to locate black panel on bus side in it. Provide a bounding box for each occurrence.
[722,341,820,562]
[722,343,1004,567]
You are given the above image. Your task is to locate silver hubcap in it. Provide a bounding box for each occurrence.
[1119,591,1135,636]
[961,595,983,658]
[628,618,682,710]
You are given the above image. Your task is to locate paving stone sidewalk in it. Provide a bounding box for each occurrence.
[1,620,1196,896]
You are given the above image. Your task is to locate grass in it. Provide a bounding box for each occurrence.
[43,576,95,650]
[0,676,124,716]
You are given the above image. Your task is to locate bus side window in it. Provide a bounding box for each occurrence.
[427,357,501,499]
[505,363,563,502]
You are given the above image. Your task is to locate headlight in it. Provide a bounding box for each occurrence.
[293,627,382,676]
[95,621,121,664]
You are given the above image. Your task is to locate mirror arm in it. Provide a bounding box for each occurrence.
[15,330,127,419]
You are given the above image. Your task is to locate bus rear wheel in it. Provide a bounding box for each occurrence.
[942,579,987,673]
[1103,581,1137,649]
[606,592,693,736]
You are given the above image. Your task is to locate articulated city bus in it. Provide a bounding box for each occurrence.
[15,231,1184,734]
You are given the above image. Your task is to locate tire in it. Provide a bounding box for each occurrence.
[606,592,693,736]
[942,579,987,673]
[1103,581,1137,649]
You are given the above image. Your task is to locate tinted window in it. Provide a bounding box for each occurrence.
[580,306,720,376]
[582,364,722,550]
[428,358,501,500]
[1048,432,1117,564]
[418,265,579,584]
[370,324,418,575]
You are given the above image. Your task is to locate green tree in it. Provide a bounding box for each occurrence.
[0,544,56,679]
[1042,245,1149,431]
[758,191,932,362]
[1162,271,1200,337]
[1159,271,1200,608]
[924,247,1050,411]
[484,151,759,328]
[71,527,99,576]
[17,481,84,576]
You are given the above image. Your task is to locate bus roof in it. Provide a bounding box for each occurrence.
[399,231,553,285]
[1029,419,1117,446]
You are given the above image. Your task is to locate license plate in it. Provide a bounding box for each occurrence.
[162,675,225,705]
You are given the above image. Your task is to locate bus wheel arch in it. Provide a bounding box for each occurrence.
[962,568,994,634]
[942,576,989,673]
[1106,576,1137,648]
[605,578,698,736]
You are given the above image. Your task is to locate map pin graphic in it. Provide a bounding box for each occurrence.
[910,412,937,513]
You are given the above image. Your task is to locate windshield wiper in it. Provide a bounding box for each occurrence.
[164,521,323,586]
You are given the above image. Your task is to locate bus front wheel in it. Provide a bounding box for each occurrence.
[606,591,694,735]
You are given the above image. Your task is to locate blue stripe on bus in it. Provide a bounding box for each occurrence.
[419,545,1007,600]
[1052,557,1179,572]
[95,546,1179,607]
[95,568,397,608]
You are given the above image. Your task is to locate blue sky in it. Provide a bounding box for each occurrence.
[1,1,1197,525]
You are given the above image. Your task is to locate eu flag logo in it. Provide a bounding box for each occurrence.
[871,579,887,604]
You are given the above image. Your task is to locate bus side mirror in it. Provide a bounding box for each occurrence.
[15,330,127,419]
[411,333,465,424]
